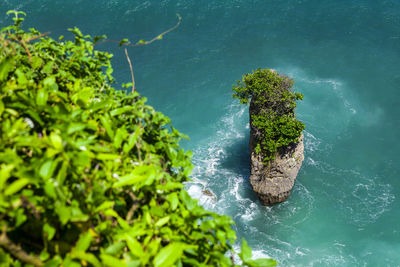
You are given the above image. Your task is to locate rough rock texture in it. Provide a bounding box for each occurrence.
[249,99,304,205]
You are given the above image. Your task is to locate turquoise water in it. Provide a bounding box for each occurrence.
[1,1,400,265]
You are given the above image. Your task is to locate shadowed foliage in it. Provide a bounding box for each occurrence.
[0,12,276,267]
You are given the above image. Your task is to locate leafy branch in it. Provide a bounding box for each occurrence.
[95,13,182,93]
[95,13,182,47]
[0,11,275,267]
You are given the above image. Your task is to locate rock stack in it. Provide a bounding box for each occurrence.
[248,96,304,205]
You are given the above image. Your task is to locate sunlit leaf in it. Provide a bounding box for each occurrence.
[75,232,92,252]
[153,243,186,267]
[4,178,29,196]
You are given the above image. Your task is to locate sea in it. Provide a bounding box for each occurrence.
[1,1,399,266]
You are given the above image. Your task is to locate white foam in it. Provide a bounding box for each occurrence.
[240,202,258,221]
[187,101,249,215]
[252,249,275,260]
[186,183,216,209]
[124,1,151,14]
[231,177,245,201]
[304,131,321,153]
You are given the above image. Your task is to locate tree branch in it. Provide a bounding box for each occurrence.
[0,226,43,267]
[130,13,182,47]
[124,47,135,93]
[25,32,50,42]
[96,13,182,47]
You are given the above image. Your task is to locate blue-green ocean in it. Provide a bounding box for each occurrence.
[1,1,400,265]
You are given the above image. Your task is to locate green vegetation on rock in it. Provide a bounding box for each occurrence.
[0,12,276,267]
[233,68,305,163]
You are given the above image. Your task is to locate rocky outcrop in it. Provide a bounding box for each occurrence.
[249,99,304,205]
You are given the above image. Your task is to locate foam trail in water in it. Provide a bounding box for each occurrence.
[185,96,317,264]
[185,68,394,265]
[186,101,249,212]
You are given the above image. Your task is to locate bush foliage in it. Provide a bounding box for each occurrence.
[233,68,305,162]
[0,12,276,267]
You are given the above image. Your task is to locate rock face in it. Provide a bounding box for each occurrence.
[249,100,304,205]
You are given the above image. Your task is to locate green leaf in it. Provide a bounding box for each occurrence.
[93,35,107,44]
[248,258,277,267]
[55,202,71,225]
[167,193,179,210]
[67,123,86,135]
[43,223,56,241]
[44,181,57,199]
[36,87,48,106]
[42,61,54,75]
[4,178,29,196]
[72,87,92,106]
[31,56,43,70]
[153,243,186,267]
[70,251,101,267]
[15,68,28,86]
[0,164,15,188]
[155,216,170,227]
[113,128,125,149]
[6,10,26,16]
[104,209,130,230]
[43,256,62,267]
[44,76,59,91]
[75,232,92,252]
[96,153,120,160]
[63,257,81,267]
[119,38,129,47]
[5,108,18,117]
[110,106,134,116]
[123,127,142,154]
[15,208,27,227]
[240,238,252,262]
[104,242,125,256]
[180,190,197,211]
[100,254,127,267]
[56,161,68,185]
[100,114,114,139]
[50,132,63,150]
[112,172,146,188]
[40,250,50,261]
[39,160,55,179]
[70,206,89,222]
[125,234,144,257]
[0,99,4,117]
[94,201,114,212]
[0,57,14,81]
[112,165,155,188]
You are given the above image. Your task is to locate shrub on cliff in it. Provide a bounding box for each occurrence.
[0,12,276,267]
[233,68,305,162]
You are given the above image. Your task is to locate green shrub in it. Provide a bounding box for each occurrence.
[0,12,276,267]
[233,68,305,162]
